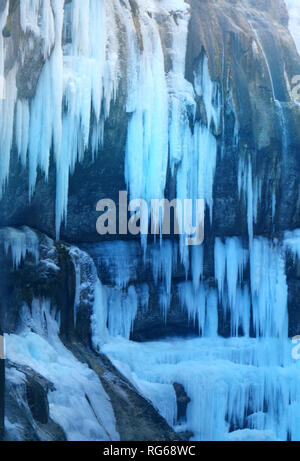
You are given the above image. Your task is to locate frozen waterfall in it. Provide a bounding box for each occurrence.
[1,0,300,444]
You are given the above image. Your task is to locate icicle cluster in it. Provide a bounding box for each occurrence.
[1,0,119,238]
[103,335,300,441]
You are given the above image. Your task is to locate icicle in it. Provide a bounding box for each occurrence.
[91,279,109,348]
[285,1,300,56]
[232,285,250,337]
[204,289,218,337]
[178,281,207,335]
[284,229,300,260]
[225,237,248,311]
[69,245,109,345]
[167,2,193,171]
[103,334,299,441]
[6,298,119,441]
[214,236,249,333]
[238,157,255,243]
[175,54,220,242]
[15,100,30,166]
[0,2,17,193]
[214,238,226,300]
[0,66,17,195]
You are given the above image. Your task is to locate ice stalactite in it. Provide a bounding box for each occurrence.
[191,245,204,291]
[15,100,30,167]
[214,235,288,339]
[19,0,56,57]
[238,155,263,245]
[55,0,119,237]
[97,229,298,440]
[69,245,110,347]
[0,65,17,195]
[2,0,300,443]
[123,0,219,249]
[242,19,293,240]
[214,237,249,336]
[90,234,288,344]
[103,334,300,441]
[107,285,138,340]
[178,282,207,336]
[82,241,151,340]
[151,240,174,321]
[174,54,220,259]
[28,0,64,205]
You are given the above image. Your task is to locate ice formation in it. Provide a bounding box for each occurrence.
[96,232,300,441]
[0,0,119,237]
[103,336,300,441]
[6,298,119,441]
[0,0,220,242]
